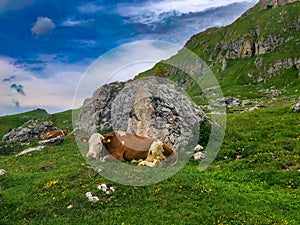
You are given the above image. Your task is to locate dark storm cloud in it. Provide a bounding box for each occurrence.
[10,84,26,95]
[3,75,16,82]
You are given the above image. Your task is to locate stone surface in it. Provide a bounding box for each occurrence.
[216,97,242,108]
[241,105,262,113]
[194,144,204,152]
[193,152,206,161]
[16,146,46,157]
[292,101,300,112]
[39,136,64,145]
[0,169,7,175]
[2,120,55,142]
[75,77,208,149]
[260,0,298,9]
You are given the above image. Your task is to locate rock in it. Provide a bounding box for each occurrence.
[242,100,254,106]
[216,97,241,108]
[270,89,282,98]
[39,136,64,145]
[0,169,7,175]
[258,88,282,98]
[16,146,45,157]
[262,58,300,81]
[254,57,263,68]
[194,152,206,160]
[23,116,33,120]
[194,144,204,152]
[2,120,56,142]
[260,0,298,10]
[241,105,262,113]
[292,101,300,112]
[75,77,208,150]
[255,35,284,56]
[75,82,125,134]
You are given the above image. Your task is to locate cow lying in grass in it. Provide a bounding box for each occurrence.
[86,131,178,167]
[45,129,68,139]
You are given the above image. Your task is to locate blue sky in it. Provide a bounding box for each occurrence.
[0,0,258,115]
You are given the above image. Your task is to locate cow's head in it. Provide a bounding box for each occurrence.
[86,133,104,159]
[86,133,114,160]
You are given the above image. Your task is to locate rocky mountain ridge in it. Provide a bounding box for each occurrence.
[138,0,299,101]
[260,0,298,9]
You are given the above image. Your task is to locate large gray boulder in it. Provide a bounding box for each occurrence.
[2,120,55,142]
[75,77,208,149]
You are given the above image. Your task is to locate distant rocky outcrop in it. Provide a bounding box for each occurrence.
[260,0,298,9]
[215,97,257,108]
[75,77,208,149]
[2,120,55,142]
[174,0,300,87]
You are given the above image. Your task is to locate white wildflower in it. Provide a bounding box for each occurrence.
[85,192,92,198]
[97,184,107,192]
[88,196,99,202]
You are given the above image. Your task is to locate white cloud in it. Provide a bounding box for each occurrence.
[73,40,181,109]
[117,0,258,25]
[62,18,94,27]
[0,56,84,115]
[31,17,56,35]
[77,2,104,14]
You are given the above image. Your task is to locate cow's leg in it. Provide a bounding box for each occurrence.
[102,152,124,162]
[99,155,118,162]
[138,160,156,167]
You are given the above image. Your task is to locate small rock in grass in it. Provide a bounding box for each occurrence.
[16,146,45,157]
[194,144,203,152]
[292,102,300,112]
[193,152,206,161]
[85,192,100,202]
[0,169,7,175]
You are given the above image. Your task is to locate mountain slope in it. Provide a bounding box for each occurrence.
[138,0,300,102]
[0,1,300,224]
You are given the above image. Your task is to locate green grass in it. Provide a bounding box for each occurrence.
[1,2,300,224]
[0,100,299,225]
[0,109,50,139]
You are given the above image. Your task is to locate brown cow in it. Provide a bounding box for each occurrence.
[45,129,68,140]
[86,131,178,167]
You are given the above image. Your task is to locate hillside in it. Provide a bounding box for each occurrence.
[0,0,300,224]
[138,0,300,104]
[0,97,299,225]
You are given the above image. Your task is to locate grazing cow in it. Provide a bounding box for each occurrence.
[86,131,178,167]
[45,129,68,140]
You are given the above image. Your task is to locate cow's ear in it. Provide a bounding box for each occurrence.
[103,135,113,143]
[80,136,89,144]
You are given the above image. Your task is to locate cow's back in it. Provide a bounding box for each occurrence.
[103,131,155,161]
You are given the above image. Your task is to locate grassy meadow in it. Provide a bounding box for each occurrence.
[0,98,299,225]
